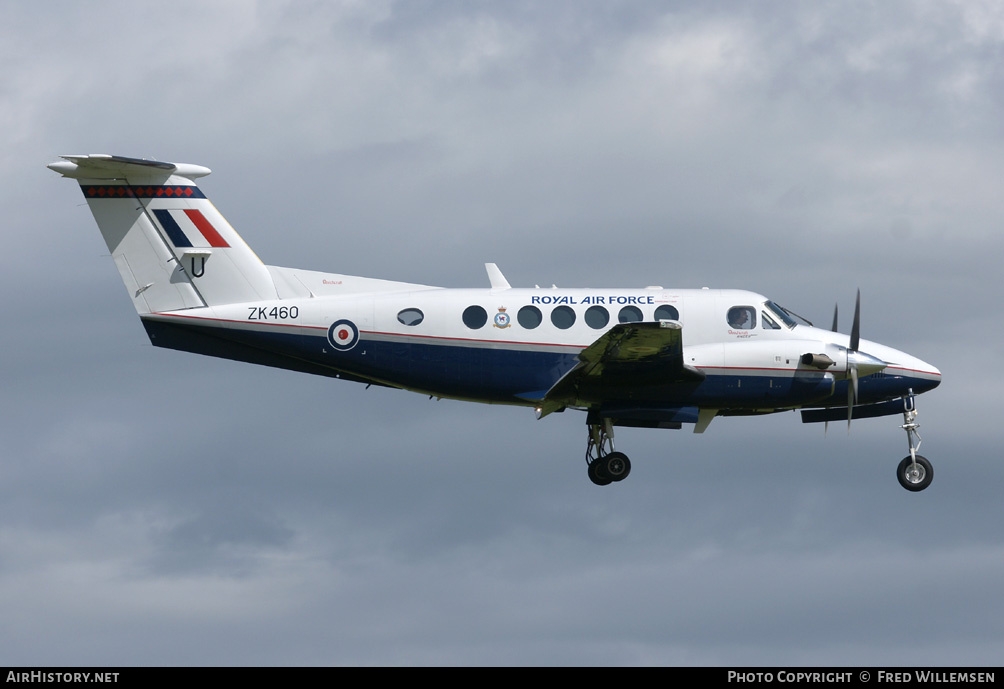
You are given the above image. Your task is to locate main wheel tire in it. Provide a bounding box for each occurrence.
[897,455,933,492]
[588,460,612,486]
[603,452,632,482]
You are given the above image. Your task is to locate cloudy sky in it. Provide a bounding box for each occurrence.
[3,0,1002,666]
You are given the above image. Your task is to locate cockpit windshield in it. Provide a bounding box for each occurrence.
[764,300,807,329]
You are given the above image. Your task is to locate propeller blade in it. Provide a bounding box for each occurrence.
[831,303,838,333]
[847,290,861,430]
[847,365,858,430]
[850,289,860,353]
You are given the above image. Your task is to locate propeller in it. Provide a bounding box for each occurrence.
[831,303,838,333]
[846,290,861,428]
[843,289,887,429]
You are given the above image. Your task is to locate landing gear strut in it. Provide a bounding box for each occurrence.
[896,391,933,492]
[586,419,631,486]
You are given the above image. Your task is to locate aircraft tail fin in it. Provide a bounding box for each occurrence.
[49,154,277,314]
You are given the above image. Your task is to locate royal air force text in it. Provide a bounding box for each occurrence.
[530,295,656,305]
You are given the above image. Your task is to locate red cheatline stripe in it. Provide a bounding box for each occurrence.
[184,209,230,248]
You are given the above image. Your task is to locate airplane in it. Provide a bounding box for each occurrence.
[49,154,942,491]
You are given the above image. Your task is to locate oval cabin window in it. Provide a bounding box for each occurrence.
[397,308,425,326]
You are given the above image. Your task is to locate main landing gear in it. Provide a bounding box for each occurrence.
[586,419,631,486]
[896,391,933,492]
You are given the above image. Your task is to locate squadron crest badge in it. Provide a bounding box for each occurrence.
[493,306,511,329]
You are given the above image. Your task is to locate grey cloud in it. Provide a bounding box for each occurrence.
[3,0,1001,666]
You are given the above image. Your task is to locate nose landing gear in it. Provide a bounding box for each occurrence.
[585,419,631,486]
[896,392,933,492]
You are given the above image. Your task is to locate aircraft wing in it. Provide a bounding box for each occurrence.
[537,321,704,417]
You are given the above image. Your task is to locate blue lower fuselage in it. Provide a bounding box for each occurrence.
[143,318,939,413]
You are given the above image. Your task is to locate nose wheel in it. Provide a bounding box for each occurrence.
[897,392,933,492]
[585,419,632,486]
[897,455,932,491]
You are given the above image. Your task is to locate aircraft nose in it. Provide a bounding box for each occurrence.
[866,341,941,395]
[910,358,941,393]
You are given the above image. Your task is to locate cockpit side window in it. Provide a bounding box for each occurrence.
[727,306,756,329]
[762,311,781,329]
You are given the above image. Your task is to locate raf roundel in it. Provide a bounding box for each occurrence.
[327,319,359,351]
